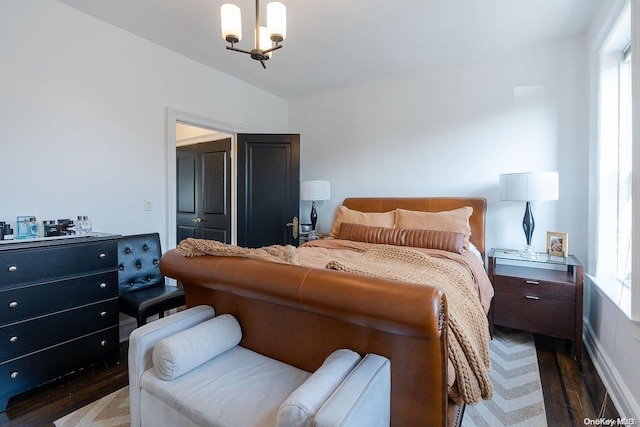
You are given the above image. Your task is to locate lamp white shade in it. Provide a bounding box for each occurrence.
[499,171,559,201]
[221,4,242,42]
[300,180,330,201]
[267,2,286,41]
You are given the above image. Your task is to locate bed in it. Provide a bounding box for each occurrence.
[159,197,493,427]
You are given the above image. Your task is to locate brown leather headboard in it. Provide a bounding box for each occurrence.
[342,197,487,259]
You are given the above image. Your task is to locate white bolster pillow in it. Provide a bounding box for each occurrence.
[276,349,362,427]
[152,314,242,380]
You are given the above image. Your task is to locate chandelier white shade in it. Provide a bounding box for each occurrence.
[267,2,286,41]
[300,180,331,201]
[220,4,242,43]
[220,1,286,68]
[258,26,272,58]
[499,171,559,202]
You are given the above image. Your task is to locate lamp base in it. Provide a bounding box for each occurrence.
[519,245,539,260]
[310,201,318,230]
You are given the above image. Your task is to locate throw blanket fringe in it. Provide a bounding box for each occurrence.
[177,238,300,265]
[327,245,493,404]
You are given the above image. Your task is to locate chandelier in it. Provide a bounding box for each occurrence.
[220,1,287,69]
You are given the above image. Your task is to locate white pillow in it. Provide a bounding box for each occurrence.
[468,242,483,262]
[153,314,242,381]
[276,349,361,427]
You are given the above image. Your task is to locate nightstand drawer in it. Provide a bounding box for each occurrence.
[492,275,575,302]
[493,291,575,340]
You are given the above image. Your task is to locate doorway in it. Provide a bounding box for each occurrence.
[166,110,241,250]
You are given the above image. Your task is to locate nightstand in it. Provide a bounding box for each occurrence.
[488,248,583,362]
[299,231,324,244]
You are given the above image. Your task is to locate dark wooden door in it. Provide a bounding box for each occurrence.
[176,138,232,243]
[237,134,300,248]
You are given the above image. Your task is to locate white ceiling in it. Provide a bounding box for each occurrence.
[57,0,599,100]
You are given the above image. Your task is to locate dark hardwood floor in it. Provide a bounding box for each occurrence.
[534,333,619,426]
[0,334,619,427]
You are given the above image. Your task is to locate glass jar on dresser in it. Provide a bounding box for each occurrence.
[0,233,120,411]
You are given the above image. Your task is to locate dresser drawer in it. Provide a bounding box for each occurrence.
[492,274,575,302]
[0,326,118,406]
[0,241,117,287]
[493,290,575,340]
[0,299,118,361]
[0,271,117,326]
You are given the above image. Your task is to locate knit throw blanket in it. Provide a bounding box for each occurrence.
[327,245,493,405]
[177,238,300,265]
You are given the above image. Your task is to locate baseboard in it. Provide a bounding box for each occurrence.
[583,318,640,418]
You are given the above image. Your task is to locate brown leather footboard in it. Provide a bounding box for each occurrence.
[161,249,463,426]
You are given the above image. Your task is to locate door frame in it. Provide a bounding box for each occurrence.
[166,108,243,250]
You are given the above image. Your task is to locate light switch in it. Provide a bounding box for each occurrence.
[144,199,153,211]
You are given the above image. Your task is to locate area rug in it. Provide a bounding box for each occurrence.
[53,386,129,427]
[462,328,547,427]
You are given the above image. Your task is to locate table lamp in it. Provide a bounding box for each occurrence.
[300,180,330,230]
[499,171,559,257]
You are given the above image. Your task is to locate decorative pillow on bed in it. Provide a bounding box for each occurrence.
[329,206,395,238]
[152,314,242,381]
[338,222,465,254]
[394,207,473,250]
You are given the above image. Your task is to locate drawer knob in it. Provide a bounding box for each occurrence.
[8,265,17,272]
[525,295,540,300]
[99,253,107,259]
[100,311,107,317]
[9,336,18,343]
[10,371,18,379]
[100,340,107,347]
[99,282,107,289]
[525,280,540,285]
[8,301,18,309]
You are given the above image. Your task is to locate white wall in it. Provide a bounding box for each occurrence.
[290,36,589,263]
[0,0,288,247]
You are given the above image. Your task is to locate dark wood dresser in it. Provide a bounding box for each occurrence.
[488,248,583,362]
[0,234,120,411]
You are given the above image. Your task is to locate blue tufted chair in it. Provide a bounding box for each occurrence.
[117,233,185,327]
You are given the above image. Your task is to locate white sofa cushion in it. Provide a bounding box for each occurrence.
[152,314,241,380]
[276,349,362,427]
[141,346,311,427]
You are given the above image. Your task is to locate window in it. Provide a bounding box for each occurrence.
[593,0,639,319]
[618,43,632,286]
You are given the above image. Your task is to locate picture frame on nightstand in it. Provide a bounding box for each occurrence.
[547,231,568,257]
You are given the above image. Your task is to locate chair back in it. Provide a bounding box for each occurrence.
[118,233,164,295]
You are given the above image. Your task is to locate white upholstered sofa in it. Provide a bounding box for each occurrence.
[128,305,391,427]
